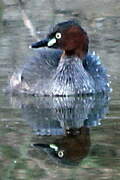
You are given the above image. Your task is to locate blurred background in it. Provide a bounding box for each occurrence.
[0,0,120,179]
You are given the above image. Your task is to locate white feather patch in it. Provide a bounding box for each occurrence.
[47,38,56,47]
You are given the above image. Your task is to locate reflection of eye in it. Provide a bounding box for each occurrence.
[55,32,62,39]
[58,150,64,158]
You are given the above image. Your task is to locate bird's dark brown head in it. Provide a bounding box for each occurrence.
[31,20,89,59]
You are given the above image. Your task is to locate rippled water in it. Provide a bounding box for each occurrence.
[0,0,120,179]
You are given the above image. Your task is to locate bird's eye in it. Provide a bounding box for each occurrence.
[58,150,64,158]
[55,32,62,39]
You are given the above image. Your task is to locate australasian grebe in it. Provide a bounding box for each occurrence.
[10,20,110,96]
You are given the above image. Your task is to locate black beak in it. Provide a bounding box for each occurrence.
[33,143,50,148]
[31,38,49,48]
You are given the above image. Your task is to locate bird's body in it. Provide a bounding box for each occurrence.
[9,20,110,96]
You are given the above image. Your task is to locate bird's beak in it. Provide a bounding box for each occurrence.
[30,37,57,48]
[30,38,49,48]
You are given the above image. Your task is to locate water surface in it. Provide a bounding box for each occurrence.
[0,0,120,179]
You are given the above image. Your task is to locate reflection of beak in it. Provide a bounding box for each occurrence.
[33,143,49,148]
[33,143,58,151]
[30,38,57,48]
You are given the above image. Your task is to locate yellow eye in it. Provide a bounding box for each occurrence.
[55,32,62,39]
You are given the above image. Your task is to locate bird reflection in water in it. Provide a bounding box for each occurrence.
[33,126,90,165]
[10,94,109,165]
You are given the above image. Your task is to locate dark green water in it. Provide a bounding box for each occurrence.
[0,0,120,179]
